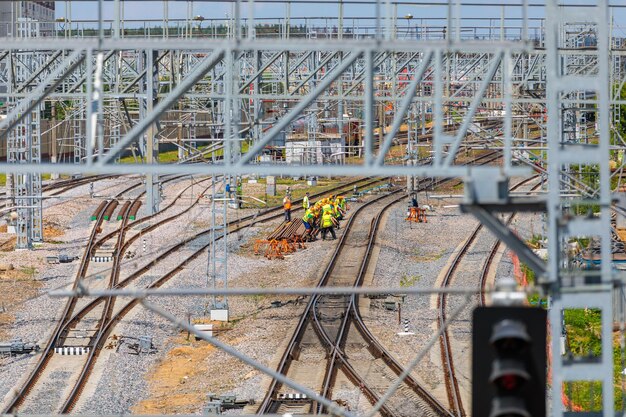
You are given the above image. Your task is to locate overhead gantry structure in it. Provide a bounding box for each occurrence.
[0,1,624,414]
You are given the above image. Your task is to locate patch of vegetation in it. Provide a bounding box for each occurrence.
[20,266,37,278]
[561,308,624,411]
[565,308,602,357]
[253,178,360,209]
[527,234,544,249]
[526,292,547,308]
[521,263,536,285]
[413,248,446,262]
[399,274,421,287]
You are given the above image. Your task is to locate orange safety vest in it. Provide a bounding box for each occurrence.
[284,199,292,210]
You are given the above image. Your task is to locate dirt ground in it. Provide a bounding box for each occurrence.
[0,267,42,339]
[0,221,63,338]
[132,334,218,414]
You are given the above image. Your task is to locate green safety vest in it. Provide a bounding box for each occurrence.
[302,209,314,223]
[322,204,333,214]
[302,195,309,209]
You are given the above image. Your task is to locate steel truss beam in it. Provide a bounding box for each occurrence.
[0,3,624,416]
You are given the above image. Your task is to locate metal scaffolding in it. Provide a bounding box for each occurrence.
[6,17,43,249]
[0,0,625,415]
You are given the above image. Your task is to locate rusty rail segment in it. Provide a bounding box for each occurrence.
[321,171,491,417]
[2,176,179,413]
[2,198,113,413]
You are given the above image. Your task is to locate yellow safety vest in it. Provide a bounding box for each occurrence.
[322,212,334,228]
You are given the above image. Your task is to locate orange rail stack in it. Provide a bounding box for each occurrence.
[254,220,308,259]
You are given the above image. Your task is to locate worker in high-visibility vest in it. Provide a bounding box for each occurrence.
[322,198,333,215]
[337,196,347,212]
[283,195,292,222]
[301,208,316,240]
[302,192,310,210]
[320,210,337,240]
[334,196,346,221]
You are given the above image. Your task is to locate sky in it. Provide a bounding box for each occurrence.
[53,1,551,21]
[51,1,626,36]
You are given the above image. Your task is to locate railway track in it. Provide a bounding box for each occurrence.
[0,175,120,217]
[258,152,501,416]
[4,159,503,413]
[312,189,449,417]
[478,181,543,306]
[1,175,192,413]
[435,176,541,417]
[2,175,394,413]
[56,176,404,413]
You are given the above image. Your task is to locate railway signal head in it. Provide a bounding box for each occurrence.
[472,306,546,417]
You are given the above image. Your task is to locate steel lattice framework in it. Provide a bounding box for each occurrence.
[0,0,625,415]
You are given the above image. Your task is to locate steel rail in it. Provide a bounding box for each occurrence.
[58,176,391,412]
[260,188,405,415]
[478,181,543,306]
[4,170,482,413]
[348,191,454,417]
[258,151,501,415]
[60,198,135,413]
[1,177,160,414]
[436,175,539,417]
[322,170,505,417]
[57,177,218,346]
[1,198,113,413]
[316,190,430,416]
[312,191,407,417]
[47,176,391,411]
[59,176,389,345]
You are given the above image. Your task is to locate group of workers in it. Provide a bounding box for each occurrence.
[281,190,348,241]
[300,193,348,241]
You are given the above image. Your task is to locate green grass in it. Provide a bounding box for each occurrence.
[528,234,544,249]
[117,140,252,164]
[20,266,37,278]
[521,263,536,285]
[561,308,624,411]
[399,274,421,287]
[521,238,622,411]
